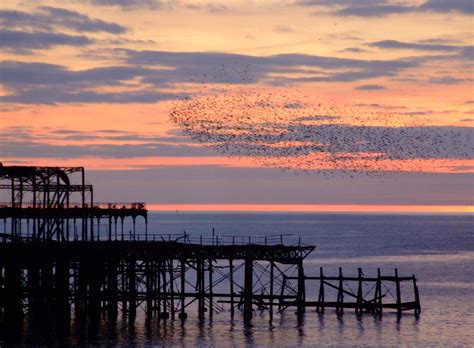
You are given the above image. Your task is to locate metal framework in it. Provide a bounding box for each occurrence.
[0,164,420,334]
[0,164,146,242]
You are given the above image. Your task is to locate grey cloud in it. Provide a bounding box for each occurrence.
[87,0,164,9]
[185,3,229,13]
[301,0,473,17]
[429,76,472,84]
[355,84,385,90]
[339,47,370,53]
[1,49,422,103]
[124,49,420,85]
[419,0,473,14]
[0,29,91,52]
[369,40,468,52]
[0,88,188,105]
[335,4,412,17]
[0,140,215,159]
[0,7,126,34]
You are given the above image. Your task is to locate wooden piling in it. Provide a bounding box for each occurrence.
[229,258,235,318]
[317,267,325,313]
[179,259,187,320]
[296,260,305,315]
[395,268,402,315]
[269,260,274,321]
[356,268,363,315]
[243,258,253,321]
[208,258,213,318]
[336,267,344,314]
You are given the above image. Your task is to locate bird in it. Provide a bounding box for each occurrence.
[168,65,474,179]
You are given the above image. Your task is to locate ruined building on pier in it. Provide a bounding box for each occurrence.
[0,164,420,331]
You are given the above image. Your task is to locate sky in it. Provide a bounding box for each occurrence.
[0,0,473,212]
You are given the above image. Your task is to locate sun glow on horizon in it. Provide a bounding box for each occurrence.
[146,204,474,214]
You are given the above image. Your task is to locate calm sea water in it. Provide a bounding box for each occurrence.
[3,213,474,347]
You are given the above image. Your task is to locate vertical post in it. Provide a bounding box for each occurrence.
[4,261,22,323]
[413,275,421,315]
[336,267,344,314]
[208,258,213,319]
[356,267,363,315]
[296,260,305,315]
[90,187,94,241]
[108,217,112,241]
[279,275,286,311]
[179,259,187,320]
[229,259,234,318]
[129,258,136,320]
[375,268,382,314]
[317,267,325,313]
[160,260,169,319]
[133,218,136,241]
[243,258,253,321]
[108,260,118,318]
[197,259,205,319]
[395,268,402,315]
[157,260,161,316]
[169,259,175,319]
[145,260,152,320]
[269,260,274,321]
[97,217,100,241]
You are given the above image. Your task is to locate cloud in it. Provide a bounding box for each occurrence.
[339,47,370,53]
[86,0,164,9]
[429,76,472,84]
[0,61,191,104]
[274,25,294,33]
[0,140,214,158]
[123,49,420,85]
[369,40,468,52]
[185,3,229,13]
[1,49,423,103]
[0,7,126,34]
[1,29,91,53]
[355,84,385,90]
[0,127,209,158]
[335,4,412,17]
[418,0,474,14]
[299,0,473,17]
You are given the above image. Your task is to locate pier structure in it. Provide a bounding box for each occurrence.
[0,164,420,330]
[0,164,147,242]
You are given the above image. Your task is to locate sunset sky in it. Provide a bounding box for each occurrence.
[1,0,473,212]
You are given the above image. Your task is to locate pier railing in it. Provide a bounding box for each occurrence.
[0,201,146,210]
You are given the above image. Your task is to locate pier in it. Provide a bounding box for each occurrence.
[0,164,420,330]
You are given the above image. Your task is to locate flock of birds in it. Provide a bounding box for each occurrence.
[169,65,473,178]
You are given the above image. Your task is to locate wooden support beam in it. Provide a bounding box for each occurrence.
[336,267,344,314]
[208,258,213,319]
[356,268,363,316]
[317,267,325,313]
[296,260,305,315]
[243,258,253,321]
[179,259,187,320]
[395,268,402,315]
[269,260,274,321]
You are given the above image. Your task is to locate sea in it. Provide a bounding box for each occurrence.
[2,212,474,347]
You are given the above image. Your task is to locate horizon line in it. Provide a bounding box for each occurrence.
[145,204,474,214]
